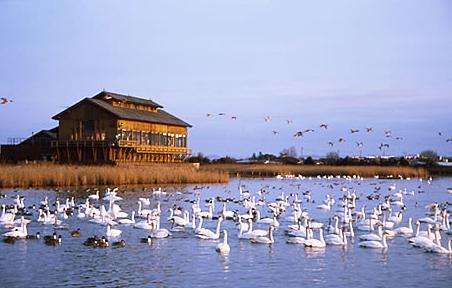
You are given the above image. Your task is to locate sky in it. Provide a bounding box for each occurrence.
[0,0,451,158]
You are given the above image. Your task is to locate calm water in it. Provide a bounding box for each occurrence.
[0,177,451,288]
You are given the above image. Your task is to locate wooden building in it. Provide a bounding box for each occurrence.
[51,91,191,164]
[0,127,58,163]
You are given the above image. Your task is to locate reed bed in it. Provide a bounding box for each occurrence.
[0,163,229,188]
[201,164,429,178]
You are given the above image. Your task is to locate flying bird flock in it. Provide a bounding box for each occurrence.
[203,112,451,153]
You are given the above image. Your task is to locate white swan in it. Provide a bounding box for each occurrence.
[325,229,347,246]
[196,217,223,240]
[106,225,122,238]
[393,218,413,236]
[150,217,171,238]
[250,226,275,244]
[304,228,325,248]
[216,230,231,254]
[359,224,383,241]
[118,211,136,225]
[359,234,388,249]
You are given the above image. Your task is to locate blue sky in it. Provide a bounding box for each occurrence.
[0,0,451,158]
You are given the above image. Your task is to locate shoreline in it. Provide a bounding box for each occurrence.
[200,163,430,179]
[0,162,441,189]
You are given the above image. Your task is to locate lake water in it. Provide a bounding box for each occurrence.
[0,177,451,287]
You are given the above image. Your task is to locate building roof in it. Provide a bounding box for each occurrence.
[20,127,58,144]
[93,91,163,108]
[53,95,192,128]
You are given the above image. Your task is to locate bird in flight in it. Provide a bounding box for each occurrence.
[395,136,403,140]
[446,138,452,142]
[0,97,13,105]
[293,131,303,138]
[303,129,314,133]
[320,124,328,129]
[286,120,293,125]
[379,143,390,150]
[206,113,212,117]
[338,138,346,143]
[350,129,360,134]
[366,127,373,133]
[218,113,225,116]
[328,141,334,147]
[272,130,279,135]
[264,116,272,122]
[231,116,237,120]
[384,130,392,137]
[356,141,364,147]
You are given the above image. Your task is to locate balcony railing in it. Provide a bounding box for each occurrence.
[52,140,190,155]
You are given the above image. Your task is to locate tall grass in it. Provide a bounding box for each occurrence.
[202,164,429,178]
[0,163,229,188]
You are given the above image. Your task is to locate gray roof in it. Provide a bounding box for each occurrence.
[53,97,192,127]
[93,91,163,108]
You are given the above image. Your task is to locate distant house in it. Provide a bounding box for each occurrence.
[52,91,192,164]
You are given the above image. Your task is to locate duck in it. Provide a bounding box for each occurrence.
[216,230,230,254]
[140,236,153,245]
[112,239,126,248]
[98,237,109,248]
[26,232,41,240]
[44,234,62,246]
[250,226,275,244]
[70,228,81,237]
[359,234,388,249]
[2,236,17,244]
[84,235,100,247]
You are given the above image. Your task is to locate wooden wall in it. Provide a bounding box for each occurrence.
[118,120,187,135]
[58,102,117,141]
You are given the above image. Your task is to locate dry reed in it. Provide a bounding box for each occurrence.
[0,163,229,188]
[202,164,429,179]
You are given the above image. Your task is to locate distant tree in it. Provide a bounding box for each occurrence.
[185,153,210,164]
[281,156,299,165]
[419,150,438,165]
[398,157,410,166]
[212,156,237,164]
[304,156,314,165]
[325,152,340,165]
[280,146,298,158]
